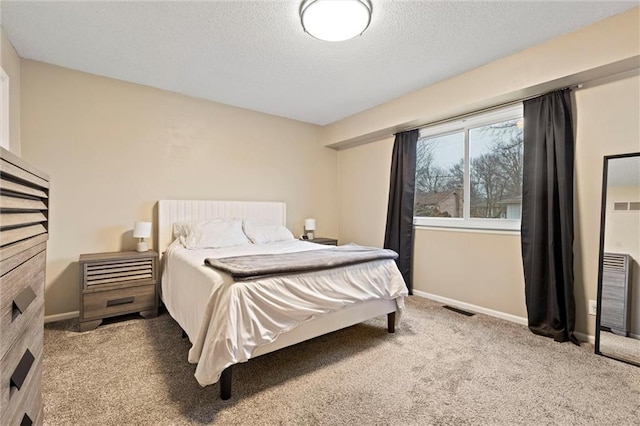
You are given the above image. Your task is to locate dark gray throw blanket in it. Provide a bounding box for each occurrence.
[205,245,398,280]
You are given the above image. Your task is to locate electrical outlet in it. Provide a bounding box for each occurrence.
[589,299,597,316]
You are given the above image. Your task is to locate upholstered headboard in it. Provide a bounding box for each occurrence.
[157,200,286,256]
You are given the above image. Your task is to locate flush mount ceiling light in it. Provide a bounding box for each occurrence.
[300,0,372,42]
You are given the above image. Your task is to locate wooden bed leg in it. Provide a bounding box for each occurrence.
[220,366,233,400]
[387,312,396,333]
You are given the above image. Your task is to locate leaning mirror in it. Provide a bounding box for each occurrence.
[595,152,640,366]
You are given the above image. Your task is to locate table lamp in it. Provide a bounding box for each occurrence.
[304,218,316,240]
[133,221,151,252]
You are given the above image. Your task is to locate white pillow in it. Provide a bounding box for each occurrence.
[183,219,250,249]
[243,221,294,244]
[173,220,195,240]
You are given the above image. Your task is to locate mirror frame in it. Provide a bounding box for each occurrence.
[594,151,640,366]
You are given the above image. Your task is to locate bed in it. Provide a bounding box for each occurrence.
[158,200,408,399]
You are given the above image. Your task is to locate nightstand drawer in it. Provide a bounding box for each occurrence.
[82,284,156,320]
[0,250,46,360]
[0,309,43,426]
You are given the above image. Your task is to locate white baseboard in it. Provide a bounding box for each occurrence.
[412,290,596,344]
[574,331,595,345]
[44,311,79,324]
[412,290,528,326]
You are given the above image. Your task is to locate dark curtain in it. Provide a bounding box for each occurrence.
[521,89,578,344]
[384,129,419,294]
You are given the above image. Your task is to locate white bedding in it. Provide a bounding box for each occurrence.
[162,239,408,386]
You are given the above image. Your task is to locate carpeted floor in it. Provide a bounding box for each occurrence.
[43,297,640,425]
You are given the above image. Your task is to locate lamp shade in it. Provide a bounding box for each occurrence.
[133,221,151,238]
[300,0,372,42]
[304,218,316,231]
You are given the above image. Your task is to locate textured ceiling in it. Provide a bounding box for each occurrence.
[1,1,637,125]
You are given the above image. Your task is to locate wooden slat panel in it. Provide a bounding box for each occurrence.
[0,147,49,182]
[0,234,48,262]
[86,260,151,271]
[88,269,151,281]
[0,178,48,199]
[0,242,47,278]
[0,213,47,228]
[84,257,154,287]
[0,225,47,247]
[87,271,152,282]
[86,264,151,275]
[79,251,157,263]
[87,266,150,277]
[0,195,47,211]
[0,159,49,189]
[87,274,153,286]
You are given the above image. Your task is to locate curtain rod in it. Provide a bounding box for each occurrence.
[396,84,583,135]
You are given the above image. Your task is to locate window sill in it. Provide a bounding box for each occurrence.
[413,217,521,234]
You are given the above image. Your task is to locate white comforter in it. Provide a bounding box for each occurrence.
[162,240,408,386]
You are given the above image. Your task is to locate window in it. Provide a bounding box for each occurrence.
[414,105,523,231]
[0,67,9,150]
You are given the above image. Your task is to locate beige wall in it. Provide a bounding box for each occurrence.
[574,75,640,336]
[413,230,526,318]
[0,27,21,154]
[337,137,393,246]
[605,186,640,255]
[20,60,336,317]
[335,9,640,337]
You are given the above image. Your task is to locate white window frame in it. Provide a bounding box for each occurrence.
[414,104,523,232]
[0,67,9,150]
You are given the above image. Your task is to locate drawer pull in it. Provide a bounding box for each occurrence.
[12,286,37,320]
[106,296,135,307]
[21,413,33,426]
[10,349,35,391]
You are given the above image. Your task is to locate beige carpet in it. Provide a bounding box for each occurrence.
[43,297,640,425]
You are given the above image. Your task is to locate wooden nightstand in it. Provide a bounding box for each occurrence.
[306,237,338,246]
[78,251,158,332]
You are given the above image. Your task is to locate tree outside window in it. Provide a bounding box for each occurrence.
[414,106,523,229]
